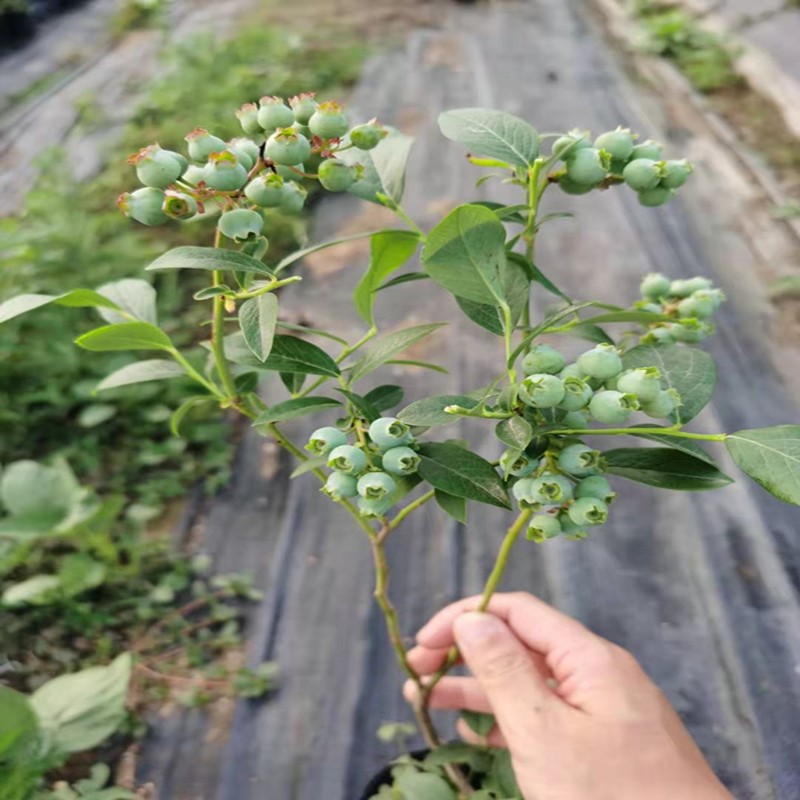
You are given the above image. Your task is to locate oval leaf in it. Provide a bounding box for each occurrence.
[146,246,274,276]
[239,293,278,362]
[363,384,404,411]
[254,397,341,425]
[399,395,479,426]
[96,279,157,325]
[337,389,381,422]
[0,290,121,325]
[75,322,173,353]
[395,771,457,800]
[495,416,533,450]
[0,686,38,763]
[337,128,413,204]
[435,489,468,524]
[96,359,185,392]
[263,335,340,377]
[604,447,733,490]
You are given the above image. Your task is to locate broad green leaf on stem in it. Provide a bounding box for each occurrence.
[57,554,107,597]
[363,384,404,411]
[95,360,185,392]
[604,448,733,491]
[579,310,673,325]
[281,371,306,394]
[461,710,497,737]
[455,296,504,336]
[622,344,715,424]
[417,442,511,509]
[0,459,81,519]
[254,397,341,425]
[75,322,174,353]
[337,389,381,422]
[0,686,38,763]
[423,204,508,306]
[290,455,327,478]
[338,128,414,204]
[374,271,429,293]
[424,742,490,773]
[507,252,570,303]
[725,425,800,505]
[568,322,614,345]
[353,230,420,325]
[348,323,445,383]
[472,201,528,224]
[387,474,423,506]
[438,108,540,169]
[96,279,157,325]
[489,749,521,798]
[434,489,468,523]
[0,289,121,325]
[263,335,340,376]
[624,426,716,464]
[170,396,217,437]
[394,771,457,800]
[146,246,274,276]
[1,575,62,608]
[398,395,479,426]
[495,416,533,450]
[239,293,278,362]
[234,372,259,394]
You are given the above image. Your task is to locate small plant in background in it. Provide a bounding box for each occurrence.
[111,0,165,38]
[2,93,799,797]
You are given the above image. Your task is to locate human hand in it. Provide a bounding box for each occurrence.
[404,592,734,800]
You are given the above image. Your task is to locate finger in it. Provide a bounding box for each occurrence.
[456,717,506,748]
[406,644,460,675]
[403,676,493,714]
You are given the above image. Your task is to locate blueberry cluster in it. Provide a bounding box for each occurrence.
[551,127,692,206]
[306,417,420,519]
[637,273,726,344]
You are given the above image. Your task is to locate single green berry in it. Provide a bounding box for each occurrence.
[513,477,537,508]
[594,127,635,161]
[308,101,349,140]
[279,182,308,214]
[318,159,358,192]
[224,145,255,171]
[560,515,589,540]
[382,446,421,476]
[631,139,663,160]
[265,128,312,166]
[616,367,662,402]
[328,445,368,476]
[565,147,610,186]
[643,326,676,345]
[557,444,604,477]
[185,128,227,162]
[559,363,587,380]
[577,344,622,381]
[641,272,671,300]
[236,103,262,136]
[323,471,359,501]
[500,449,539,478]
[558,176,593,195]
[526,513,562,542]
[529,473,574,506]
[182,164,207,186]
[558,376,593,411]
[575,475,616,504]
[670,277,712,297]
[357,471,397,501]
[522,344,565,376]
[640,302,664,313]
[552,129,591,159]
[622,158,662,192]
[669,319,713,343]
[589,390,639,424]
[130,145,185,189]
[568,496,608,526]
[230,137,261,165]
[289,92,318,125]
[245,173,287,208]
[163,149,189,174]
[218,208,263,242]
[358,496,392,519]
[117,187,168,226]
[638,186,673,207]
[368,417,414,450]
[203,151,249,191]
[563,410,590,429]
[306,426,348,455]
[162,190,198,220]
[519,374,566,408]
[349,119,388,150]
[640,389,678,419]
[660,159,693,189]
[257,96,295,131]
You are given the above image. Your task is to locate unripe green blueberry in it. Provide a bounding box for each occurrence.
[162,190,198,220]
[130,145,184,189]
[513,477,537,508]
[640,302,664,314]
[530,473,574,506]
[306,426,348,455]
[565,147,610,186]
[559,363,587,380]
[568,496,608,526]
[560,515,589,540]
[163,149,189,175]
[616,367,662,402]
[279,182,308,214]
[671,277,713,297]
[557,444,604,477]
[500,449,539,478]
[245,173,286,207]
[349,119,388,150]
[368,417,414,450]
[357,471,397,501]
[382,446,421,476]
[182,164,207,186]
[558,176,593,195]
[257,96,295,131]
[236,103,262,136]
[558,376,593,411]
[563,410,590,429]
[678,292,715,319]
[669,319,713,343]
[519,374,566,408]
[640,389,678,419]
[289,93,318,125]
[323,471,358,500]
[231,137,261,165]
[660,159,693,189]
[631,139,663,160]
[552,129,591,159]
[589,390,639,424]
[641,271,671,300]
[577,344,622,381]
[308,101,349,140]
[265,128,312,166]
[575,475,616,504]
[218,209,263,242]
[274,164,304,182]
[117,187,168,226]
[622,158,662,192]
[318,159,358,192]
[522,344,565,376]
[185,128,227,162]
[526,513,562,542]
[203,151,249,191]
[328,445,368,475]
[638,186,673,207]
[643,326,676,345]
[358,496,393,518]
[594,127,635,161]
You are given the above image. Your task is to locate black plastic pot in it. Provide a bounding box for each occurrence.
[0,9,36,52]
[358,749,431,800]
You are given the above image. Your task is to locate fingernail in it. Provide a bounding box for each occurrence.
[454,611,505,645]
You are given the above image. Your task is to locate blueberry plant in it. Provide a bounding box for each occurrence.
[2,97,799,797]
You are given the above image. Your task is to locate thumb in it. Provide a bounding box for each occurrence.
[454,612,555,740]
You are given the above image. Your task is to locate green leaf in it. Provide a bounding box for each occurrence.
[604,448,733,490]
[75,322,174,353]
[96,279,157,325]
[622,344,715,424]
[423,204,508,306]
[0,289,121,325]
[438,108,540,168]
[495,416,533,450]
[461,710,496,737]
[375,271,429,292]
[1,575,62,608]
[95,359,185,392]
[235,372,259,394]
[30,653,131,755]
[568,322,614,345]
[424,743,490,773]
[348,323,445,383]
[580,310,673,325]
[353,230,420,325]
[364,384,404,411]
[725,425,800,505]
[0,459,81,519]
[398,395,478,426]
[170,396,216,437]
[194,286,231,301]
[263,335,340,376]
[146,246,274,276]
[338,128,414,204]
[254,397,341,425]
[488,749,520,798]
[274,321,348,345]
[418,442,511,509]
[455,296,504,336]
[507,252,570,303]
[239,293,278,362]
[386,359,449,374]
[394,772,456,800]
[57,554,107,597]
[337,389,381,422]
[289,455,328,478]
[623,425,715,464]
[77,404,117,428]
[281,371,306,394]
[435,489,468,523]
[0,687,38,764]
